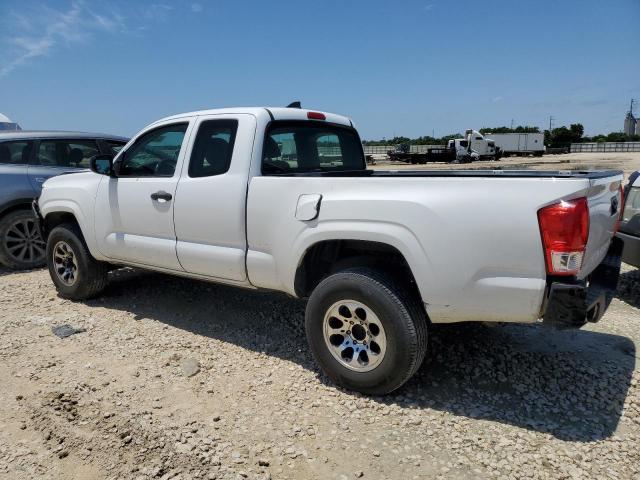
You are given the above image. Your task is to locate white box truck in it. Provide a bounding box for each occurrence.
[484,133,545,157]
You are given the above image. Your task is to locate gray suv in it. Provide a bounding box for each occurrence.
[0,131,128,269]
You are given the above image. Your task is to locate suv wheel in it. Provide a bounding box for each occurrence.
[0,210,46,270]
[46,223,108,300]
[305,267,428,395]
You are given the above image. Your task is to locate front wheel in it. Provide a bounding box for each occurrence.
[305,268,428,395]
[46,223,108,300]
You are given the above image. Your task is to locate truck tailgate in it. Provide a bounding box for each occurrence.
[580,173,624,279]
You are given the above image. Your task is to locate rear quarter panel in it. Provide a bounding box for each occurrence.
[0,164,36,213]
[247,175,594,324]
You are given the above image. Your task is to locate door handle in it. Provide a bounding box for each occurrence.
[35,177,46,183]
[150,191,172,201]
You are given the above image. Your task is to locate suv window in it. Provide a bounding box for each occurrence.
[37,140,99,168]
[262,122,364,174]
[104,140,127,155]
[0,141,33,165]
[119,124,187,177]
[189,120,238,177]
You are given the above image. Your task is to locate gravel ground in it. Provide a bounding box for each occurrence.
[1,152,639,480]
[0,263,638,480]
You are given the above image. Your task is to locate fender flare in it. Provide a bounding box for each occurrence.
[286,220,434,300]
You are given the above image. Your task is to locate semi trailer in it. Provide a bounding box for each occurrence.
[484,132,545,157]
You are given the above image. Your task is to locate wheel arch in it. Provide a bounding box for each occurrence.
[294,239,423,303]
[40,202,92,250]
[43,211,82,236]
[0,198,35,219]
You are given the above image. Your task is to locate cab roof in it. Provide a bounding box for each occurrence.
[155,107,353,128]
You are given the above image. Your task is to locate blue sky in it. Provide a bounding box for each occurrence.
[0,0,638,139]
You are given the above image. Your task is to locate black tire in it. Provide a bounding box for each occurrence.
[305,267,428,395]
[0,209,46,270]
[46,223,108,300]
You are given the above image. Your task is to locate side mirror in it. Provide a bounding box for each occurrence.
[89,154,114,176]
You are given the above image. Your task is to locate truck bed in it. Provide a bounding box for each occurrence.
[273,169,623,179]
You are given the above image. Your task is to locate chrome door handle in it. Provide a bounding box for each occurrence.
[35,177,46,183]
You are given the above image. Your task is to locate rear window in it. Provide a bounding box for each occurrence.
[37,139,99,168]
[262,122,364,174]
[104,140,127,155]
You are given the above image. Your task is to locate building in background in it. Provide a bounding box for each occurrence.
[0,113,21,131]
[624,100,637,137]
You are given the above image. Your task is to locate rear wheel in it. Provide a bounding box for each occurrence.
[305,267,428,395]
[46,223,108,300]
[0,209,46,270]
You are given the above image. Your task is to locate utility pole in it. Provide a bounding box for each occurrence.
[510,118,514,130]
[548,115,554,132]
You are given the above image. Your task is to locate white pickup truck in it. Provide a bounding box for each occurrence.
[35,106,624,394]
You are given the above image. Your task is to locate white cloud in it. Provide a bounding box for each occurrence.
[424,3,435,12]
[143,3,173,21]
[492,96,504,103]
[191,3,203,13]
[0,1,165,79]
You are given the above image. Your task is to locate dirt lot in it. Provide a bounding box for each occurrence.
[370,151,640,181]
[1,152,639,480]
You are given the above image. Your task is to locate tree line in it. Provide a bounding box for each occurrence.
[362,124,640,147]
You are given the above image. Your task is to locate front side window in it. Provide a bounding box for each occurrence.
[262,122,364,174]
[188,120,238,177]
[37,140,99,168]
[0,141,33,165]
[621,187,640,236]
[119,124,187,177]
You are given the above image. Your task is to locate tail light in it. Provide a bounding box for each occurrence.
[614,186,623,234]
[537,197,589,275]
[307,111,326,120]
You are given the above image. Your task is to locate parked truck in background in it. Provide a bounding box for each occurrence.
[618,171,640,267]
[36,106,624,395]
[388,129,498,164]
[446,130,498,161]
[484,132,545,157]
[0,113,21,131]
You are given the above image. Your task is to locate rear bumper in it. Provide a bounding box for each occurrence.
[617,231,640,268]
[542,237,623,328]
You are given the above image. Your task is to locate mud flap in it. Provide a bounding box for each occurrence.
[542,237,623,329]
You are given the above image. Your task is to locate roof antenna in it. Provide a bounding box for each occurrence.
[287,101,302,109]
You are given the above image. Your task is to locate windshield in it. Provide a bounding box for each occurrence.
[262,121,365,174]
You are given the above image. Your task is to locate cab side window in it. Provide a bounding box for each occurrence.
[119,124,187,177]
[188,120,238,178]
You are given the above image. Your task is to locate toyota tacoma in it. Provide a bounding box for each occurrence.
[36,106,624,394]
